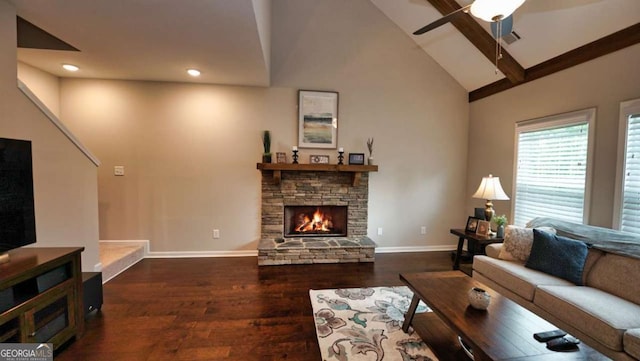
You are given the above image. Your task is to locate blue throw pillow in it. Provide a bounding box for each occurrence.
[525,229,588,285]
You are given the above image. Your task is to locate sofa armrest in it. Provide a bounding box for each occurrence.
[484,243,503,259]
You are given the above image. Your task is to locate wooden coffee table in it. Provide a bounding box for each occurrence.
[400,271,608,361]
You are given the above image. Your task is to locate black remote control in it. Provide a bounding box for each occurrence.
[547,336,580,352]
[533,329,566,342]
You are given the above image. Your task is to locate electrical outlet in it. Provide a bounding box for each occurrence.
[213,229,220,239]
[114,165,125,176]
[377,227,383,236]
[421,226,427,235]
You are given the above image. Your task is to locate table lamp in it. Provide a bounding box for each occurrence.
[472,174,510,223]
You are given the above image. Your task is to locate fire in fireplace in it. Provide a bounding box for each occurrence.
[284,206,347,237]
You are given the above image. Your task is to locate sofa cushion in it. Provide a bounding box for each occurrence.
[498,226,555,262]
[581,248,605,284]
[473,256,574,301]
[586,252,640,305]
[624,329,640,360]
[535,285,640,351]
[525,230,588,285]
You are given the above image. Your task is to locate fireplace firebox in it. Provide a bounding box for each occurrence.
[284,206,347,237]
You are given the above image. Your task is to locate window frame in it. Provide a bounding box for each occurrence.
[613,98,640,231]
[511,108,596,226]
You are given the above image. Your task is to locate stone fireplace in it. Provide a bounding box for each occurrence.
[257,164,377,265]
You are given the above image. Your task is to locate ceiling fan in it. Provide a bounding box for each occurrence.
[413,0,526,36]
[413,0,526,73]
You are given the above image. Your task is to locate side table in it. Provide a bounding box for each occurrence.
[450,228,503,271]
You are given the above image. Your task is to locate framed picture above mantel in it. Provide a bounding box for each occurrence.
[298,90,338,149]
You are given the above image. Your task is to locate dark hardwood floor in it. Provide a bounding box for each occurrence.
[57,252,456,361]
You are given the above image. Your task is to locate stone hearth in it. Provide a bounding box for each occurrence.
[257,164,377,266]
[258,237,376,265]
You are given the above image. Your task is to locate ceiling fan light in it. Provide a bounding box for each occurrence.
[470,0,526,22]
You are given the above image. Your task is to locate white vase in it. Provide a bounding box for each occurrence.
[468,287,491,310]
[368,157,375,165]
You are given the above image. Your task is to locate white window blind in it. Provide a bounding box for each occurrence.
[619,113,640,233]
[513,110,594,227]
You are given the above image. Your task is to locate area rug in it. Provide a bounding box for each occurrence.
[310,286,438,361]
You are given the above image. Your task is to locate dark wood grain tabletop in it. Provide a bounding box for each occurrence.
[400,271,609,361]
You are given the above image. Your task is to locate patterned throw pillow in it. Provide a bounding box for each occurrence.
[498,225,556,262]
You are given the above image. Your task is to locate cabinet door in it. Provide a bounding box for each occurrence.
[24,288,76,347]
[0,317,19,343]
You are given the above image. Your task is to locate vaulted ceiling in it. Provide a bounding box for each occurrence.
[12,0,640,101]
[372,0,640,100]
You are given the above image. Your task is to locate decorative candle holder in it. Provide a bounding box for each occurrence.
[292,150,299,164]
[338,151,344,165]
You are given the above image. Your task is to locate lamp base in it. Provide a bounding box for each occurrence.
[484,200,495,223]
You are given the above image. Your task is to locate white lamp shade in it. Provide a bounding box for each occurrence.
[470,0,526,22]
[472,174,510,200]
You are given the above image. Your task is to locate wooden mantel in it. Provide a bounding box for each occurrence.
[256,163,378,186]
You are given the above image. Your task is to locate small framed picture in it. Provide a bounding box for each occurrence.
[476,220,491,236]
[310,155,330,164]
[276,152,287,163]
[465,217,480,233]
[348,153,365,165]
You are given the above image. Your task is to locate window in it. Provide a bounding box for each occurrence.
[614,98,640,234]
[513,109,595,226]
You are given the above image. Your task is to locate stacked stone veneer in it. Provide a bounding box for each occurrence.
[258,171,376,265]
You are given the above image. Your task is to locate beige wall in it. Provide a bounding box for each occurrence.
[468,44,640,228]
[59,0,469,253]
[0,1,99,271]
[17,62,61,117]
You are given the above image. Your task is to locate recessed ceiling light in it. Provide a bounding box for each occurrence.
[62,64,79,72]
[187,68,201,77]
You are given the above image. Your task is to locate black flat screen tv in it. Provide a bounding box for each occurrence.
[0,138,36,254]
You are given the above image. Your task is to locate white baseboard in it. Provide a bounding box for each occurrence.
[375,245,457,253]
[102,258,144,284]
[100,242,452,259]
[146,250,258,258]
[146,248,452,258]
[93,262,103,272]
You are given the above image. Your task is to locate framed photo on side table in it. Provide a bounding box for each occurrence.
[476,220,491,236]
[298,90,338,149]
[465,217,480,233]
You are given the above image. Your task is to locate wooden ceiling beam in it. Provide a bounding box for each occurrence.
[469,22,640,102]
[425,0,525,83]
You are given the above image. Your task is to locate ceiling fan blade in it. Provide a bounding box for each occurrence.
[413,4,472,35]
[490,15,513,38]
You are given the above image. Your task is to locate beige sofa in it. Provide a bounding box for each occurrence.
[472,219,640,360]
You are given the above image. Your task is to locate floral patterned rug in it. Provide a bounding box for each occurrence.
[310,286,439,361]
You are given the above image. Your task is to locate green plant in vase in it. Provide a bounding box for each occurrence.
[262,130,272,163]
[493,214,507,238]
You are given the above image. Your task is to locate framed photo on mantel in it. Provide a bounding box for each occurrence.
[298,90,338,149]
[310,155,330,164]
[348,153,365,165]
